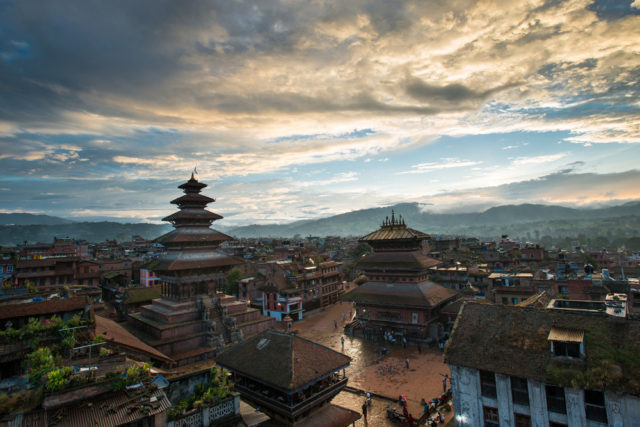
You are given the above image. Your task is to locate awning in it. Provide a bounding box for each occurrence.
[548,327,584,342]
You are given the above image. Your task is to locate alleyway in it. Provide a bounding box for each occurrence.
[292,301,454,426]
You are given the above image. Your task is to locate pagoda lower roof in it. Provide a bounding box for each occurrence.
[340,280,458,308]
[170,193,215,205]
[146,249,243,271]
[357,252,440,271]
[162,209,223,223]
[216,330,350,392]
[155,227,233,245]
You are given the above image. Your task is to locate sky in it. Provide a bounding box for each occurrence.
[1,0,640,226]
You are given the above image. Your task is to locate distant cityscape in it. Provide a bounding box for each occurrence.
[0,174,639,426]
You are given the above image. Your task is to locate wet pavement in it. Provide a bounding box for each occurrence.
[292,301,454,426]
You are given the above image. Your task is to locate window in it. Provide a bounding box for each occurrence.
[7,265,13,273]
[515,413,531,427]
[545,385,566,414]
[483,406,499,427]
[512,298,518,304]
[585,390,607,423]
[480,370,497,398]
[502,297,508,305]
[559,285,568,295]
[552,341,581,358]
[511,376,529,406]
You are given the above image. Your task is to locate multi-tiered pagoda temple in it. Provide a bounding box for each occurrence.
[127,174,275,366]
[342,211,459,341]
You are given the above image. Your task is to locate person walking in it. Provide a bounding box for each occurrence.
[362,402,367,422]
[405,357,409,369]
[334,319,337,329]
[441,374,448,393]
[341,336,345,348]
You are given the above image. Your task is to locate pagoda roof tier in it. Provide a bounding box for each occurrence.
[360,225,429,242]
[357,252,440,272]
[170,193,215,207]
[155,227,233,245]
[360,210,430,243]
[146,249,243,272]
[341,281,458,308]
[162,209,223,224]
[216,330,350,393]
[178,174,207,192]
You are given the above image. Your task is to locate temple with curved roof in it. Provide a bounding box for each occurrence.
[342,212,459,341]
[126,174,274,366]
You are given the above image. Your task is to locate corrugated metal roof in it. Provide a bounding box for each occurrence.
[547,327,584,342]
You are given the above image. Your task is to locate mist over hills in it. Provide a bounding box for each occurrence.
[0,213,76,226]
[2,201,639,246]
[0,221,171,246]
[225,201,640,238]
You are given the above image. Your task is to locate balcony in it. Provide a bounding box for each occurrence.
[237,377,347,419]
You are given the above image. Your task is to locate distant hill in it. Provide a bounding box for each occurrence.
[0,222,172,246]
[225,201,640,239]
[2,201,639,245]
[0,213,75,226]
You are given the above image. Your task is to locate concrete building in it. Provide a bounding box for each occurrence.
[445,301,640,426]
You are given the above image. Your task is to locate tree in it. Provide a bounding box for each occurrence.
[350,242,373,259]
[225,268,242,296]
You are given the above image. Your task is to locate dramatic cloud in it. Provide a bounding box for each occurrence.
[1,0,639,224]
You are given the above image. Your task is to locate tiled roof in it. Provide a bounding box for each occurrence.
[548,327,584,342]
[154,228,233,244]
[341,281,458,308]
[216,330,350,392]
[445,302,640,394]
[162,209,223,222]
[360,224,429,242]
[0,296,88,320]
[94,315,174,365]
[357,252,440,271]
[146,249,243,272]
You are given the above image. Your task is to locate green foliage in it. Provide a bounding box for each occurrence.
[66,314,83,328]
[25,280,37,294]
[24,347,57,384]
[125,363,151,385]
[225,268,242,295]
[45,366,73,392]
[168,367,233,420]
[546,331,640,394]
[61,335,76,351]
[350,242,373,259]
[93,334,105,344]
[99,347,113,357]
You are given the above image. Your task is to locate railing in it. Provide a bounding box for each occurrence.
[238,377,347,418]
[167,395,238,427]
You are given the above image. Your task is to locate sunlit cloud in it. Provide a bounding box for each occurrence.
[399,159,481,174]
[0,0,639,224]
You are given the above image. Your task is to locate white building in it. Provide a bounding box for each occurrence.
[445,301,640,426]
